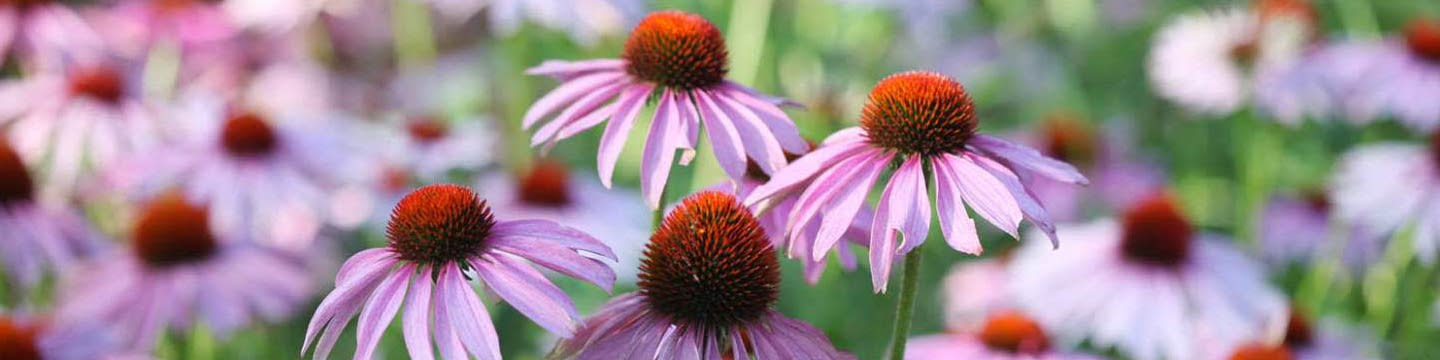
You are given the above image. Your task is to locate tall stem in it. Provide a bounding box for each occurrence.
[885,249,925,360]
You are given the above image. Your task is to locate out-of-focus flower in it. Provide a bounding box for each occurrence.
[939,259,1015,332]
[1010,194,1287,360]
[105,93,354,250]
[1023,114,1165,221]
[89,0,238,59]
[907,311,1103,360]
[1259,191,1382,272]
[0,140,100,293]
[59,193,312,350]
[525,11,808,208]
[1147,1,1316,116]
[1214,309,1380,360]
[0,314,146,360]
[477,0,641,46]
[746,71,1087,291]
[553,191,853,359]
[1314,18,1440,131]
[303,184,615,360]
[1329,134,1440,263]
[0,60,162,198]
[477,159,649,282]
[0,0,105,68]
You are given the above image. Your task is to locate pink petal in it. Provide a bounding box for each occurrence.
[785,149,884,241]
[931,159,982,255]
[869,172,905,292]
[473,253,579,337]
[942,154,1023,239]
[522,72,627,129]
[355,264,414,360]
[720,84,808,154]
[336,248,393,283]
[557,84,648,141]
[525,59,626,79]
[711,90,787,175]
[639,90,680,209]
[531,81,627,146]
[491,219,616,260]
[303,255,395,355]
[887,157,931,254]
[742,140,870,207]
[969,134,1089,185]
[490,240,616,290]
[971,154,1060,248]
[401,266,436,360]
[438,263,501,360]
[597,83,656,188]
[695,90,749,180]
[821,127,864,146]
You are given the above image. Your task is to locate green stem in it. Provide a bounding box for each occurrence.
[725,0,774,84]
[885,249,925,360]
[392,0,437,68]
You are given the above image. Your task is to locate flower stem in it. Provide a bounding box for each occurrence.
[885,248,925,360]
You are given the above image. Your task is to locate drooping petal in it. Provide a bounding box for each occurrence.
[489,220,617,261]
[473,253,579,337]
[971,153,1061,248]
[525,59,626,79]
[742,140,870,207]
[523,72,627,129]
[335,248,393,284]
[640,90,682,208]
[597,83,655,188]
[531,81,628,146]
[821,127,865,146]
[695,89,749,180]
[438,263,501,360]
[943,153,1023,239]
[785,149,885,243]
[354,264,414,360]
[712,89,787,175]
[798,150,888,261]
[869,170,906,292]
[931,158,982,255]
[893,157,932,254]
[401,266,436,360]
[720,84,808,154]
[303,255,396,356]
[489,239,615,291]
[968,134,1090,185]
[673,91,701,166]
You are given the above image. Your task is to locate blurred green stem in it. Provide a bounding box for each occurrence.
[726,0,774,84]
[186,327,216,360]
[392,0,437,68]
[1334,0,1380,39]
[1233,111,1271,247]
[885,248,924,360]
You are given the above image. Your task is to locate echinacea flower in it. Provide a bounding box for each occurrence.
[105,93,354,250]
[1215,309,1380,360]
[478,159,650,282]
[1010,194,1286,360]
[90,0,238,59]
[728,150,869,284]
[1,60,162,198]
[0,0,104,67]
[303,184,616,360]
[906,311,1103,360]
[1023,114,1164,221]
[1329,134,1440,264]
[744,71,1087,291]
[0,140,100,292]
[1318,18,1440,131]
[0,314,145,360]
[939,259,1015,332]
[553,191,854,359]
[1259,191,1381,271]
[524,11,808,208]
[1147,0,1316,115]
[58,193,313,350]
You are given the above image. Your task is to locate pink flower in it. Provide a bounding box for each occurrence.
[524,11,807,208]
[907,311,1103,360]
[58,193,313,350]
[1329,134,1440,264]
[1009,194,1286,360]
[88,0,238,59]
[1316,18,1440,131]
[0,314,146,360]
[745,71,1087,291]
[1258,191,1381,272]
[303,184,616,360]
[1021,114,1165,221]
[553,191,853,359]
[0,1,104,68]
[1212,309,1380,360]
[938,260,1015,332]
[0,140,101,292]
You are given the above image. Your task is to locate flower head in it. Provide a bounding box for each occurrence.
[0,140,100,290]
[1119,194,1194,267]
[304,184,616,360]
[622,11,728,90]
[555,191,852,359]
[745,71,1086,291]
[0,315,139,360]
[1407,18,1440,63]
[1330,135,1440,264]
[906,310,1103,360]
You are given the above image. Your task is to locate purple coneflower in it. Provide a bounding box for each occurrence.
[106,94,353,250]
[907,311,1102,360]
[92,0,238,58]
[553,191,853,359]
[477,159,650,282]
[1010,194,1286,360]
[744,71,1087,291]
[939,259,1015,332]
[303,184,616,360]
[59,193,312,350]
[0,140,99,292]
[1,61,161,198]
[730,150,869,284]
[0,314,144,360]
[331,115,497,230]
[1329,133,1440,263]
[525,10,807,208]
[1221,308,1380,360]
[0,0,103,67]
[1259,191,1381,272]
[1319,18,1440,131]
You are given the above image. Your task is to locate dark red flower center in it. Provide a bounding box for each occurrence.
[0,318,41,360]
[860,72,978,156]
[1300,189,1330,214]
[1040,113,1097,167]
[639,191,780,330]
[978,311,1050,355]
[220,111,279,158]
[1406,18,1440,63]
[68,66,124,104]
[387,184,495,264]
[1229,344,1294,360]
[1120,194,1194,268]
[1284,309,1314,349]
[0,141,34,208]
[407,116,449,144]
[1231,41,1260,69]
[380,166,413,193]
[517,160,571,207]
[1,0,52,10]
[133,193,220,268]
[622,11,729,90]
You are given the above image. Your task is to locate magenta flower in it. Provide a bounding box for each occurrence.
[58,193,313,350]
[906,311,1103,360]
[554,191,853,359]
[91,0,238,58]
[0,140,101,292]
[0,0,104,67]
[302,184,616,360]
[524,11,807,208]
[745,71,1087,291]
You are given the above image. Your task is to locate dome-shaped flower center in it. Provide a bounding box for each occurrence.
[1120,194,1194,268]
[1229,344,1294,360]
[1407,18,1440,63]
[133,193,219,268]
[0,141,34,208]
[68,66,124,104]
[860,72,978,156]
[978,311,1050,354]
[220,111,279,158]
[638,191,779,330]
[0,318,41,360]
[407,116,449,144]
[621,11,729,90]
[1283,309,1313,348]
[517,160,571,207]
[1040,113,1097,167]
[387,184,495,264]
